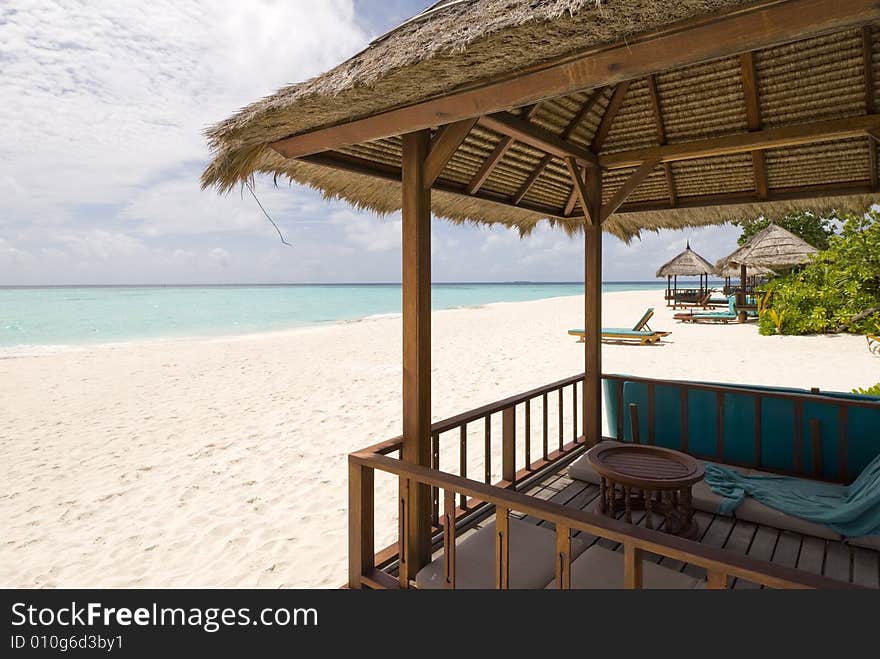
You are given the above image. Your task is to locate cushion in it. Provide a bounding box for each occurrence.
[545,545,703,589]
[415,518,588,589]
[733,495,841,541]
[570,450,842,541]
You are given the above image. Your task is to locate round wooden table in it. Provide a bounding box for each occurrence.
[586,443,705,539]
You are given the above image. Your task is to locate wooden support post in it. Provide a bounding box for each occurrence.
[707,570,728,589]
[583,167,603,446]
[623,543,643,589]
[495,507,510,589]
[502,406,516,484]
[556,525,572,589]
[738,263,748,321]
[348,458,374,588]
[443,488,456,589]
[400,129,433,583]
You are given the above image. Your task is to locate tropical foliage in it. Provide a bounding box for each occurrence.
[756,211,880,336]
[732,211,835,249]
[853,383,880,396]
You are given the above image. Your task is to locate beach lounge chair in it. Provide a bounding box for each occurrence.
[568,308,670,345]
[678,296,741,323]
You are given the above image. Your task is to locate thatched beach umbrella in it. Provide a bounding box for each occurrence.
[716,224,818,313]
[655,241,716,307]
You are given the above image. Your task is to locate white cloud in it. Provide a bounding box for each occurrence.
[330,208,401,252]
[0,0,368,224]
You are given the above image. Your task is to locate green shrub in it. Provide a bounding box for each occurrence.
[756,211,880,336]
[852,383,880,396]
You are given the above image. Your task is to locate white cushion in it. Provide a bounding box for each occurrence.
[545,545,703,589]
[415,517,588,589]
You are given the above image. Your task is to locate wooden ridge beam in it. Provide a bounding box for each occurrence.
[591,82,629,152]
[600,114,880,169]
[512,88,604,205]
[467,104,540,194]
[740,51,769,199]
[424,118,478,186]
[600,159,660,223]
[299,150,568,219]
[478,112,597,166]
[268,0,880,158]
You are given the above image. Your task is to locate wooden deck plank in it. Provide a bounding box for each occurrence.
[796,536,826,575]
[733,525,779,589]
[656,511,714,572]
[682,514,734,580]
[823,541,851,583]
[528,480,589,527]
[771,531,802,569]
[852,546,879,588]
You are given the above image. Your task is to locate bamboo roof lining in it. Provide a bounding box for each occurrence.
[203,1,880,240]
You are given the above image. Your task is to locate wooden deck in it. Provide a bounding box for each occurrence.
[474,470,880,589]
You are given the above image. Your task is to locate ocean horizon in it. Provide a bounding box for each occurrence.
[0,281,695,350]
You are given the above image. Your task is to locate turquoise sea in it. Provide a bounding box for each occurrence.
[0,282,667,349]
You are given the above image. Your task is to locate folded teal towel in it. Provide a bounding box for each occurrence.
[704,454,880,537]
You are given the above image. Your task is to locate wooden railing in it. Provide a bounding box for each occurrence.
[349,373,874,590]
[349,452,860,590]
[603,373,880,483]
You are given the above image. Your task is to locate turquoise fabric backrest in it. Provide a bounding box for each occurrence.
[602,375,880,483]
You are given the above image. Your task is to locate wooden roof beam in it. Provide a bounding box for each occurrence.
[600,159,660,223]
[862,26,878,191]
[613,179,876,214]
[600,114,880,169]
[591,82,629,152]
[424,117,478,186]
[740,51,769,199]
[478,112,597,167]
[645,73,678,207]
[564,158,596,224]
[466,104,540,195]
[269,0,880,158]
[299,150,569,219]
[512,87,604,205]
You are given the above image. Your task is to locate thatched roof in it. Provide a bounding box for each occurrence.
[715,223,818,270]
[202,1,880,240]
[655,242,716,277]
[717,262,775,277]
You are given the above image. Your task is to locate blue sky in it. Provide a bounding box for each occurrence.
[0,0,741,285]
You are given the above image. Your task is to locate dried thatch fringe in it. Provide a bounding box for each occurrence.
[655,244,716,277]
[715,223,819,270]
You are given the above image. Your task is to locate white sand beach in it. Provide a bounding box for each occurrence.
[1,289,877,588]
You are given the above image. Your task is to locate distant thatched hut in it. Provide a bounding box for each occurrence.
[716,224,819,314]
[655,241,716,308]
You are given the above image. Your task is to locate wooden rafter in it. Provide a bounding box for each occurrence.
[863,26,878,191]
[740,51,769,199]
[513,154,552,205]
[300,150,568,218]
[269,0,880,159]
[645,73,677,207]
[600,159,660,223]
[424,118,478,186]
[512,88,604,205]
[478,112,597,166]
[600,114,880,169]
[591,82,630,152]
[466,104,540,195]
[564,158,595,224]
